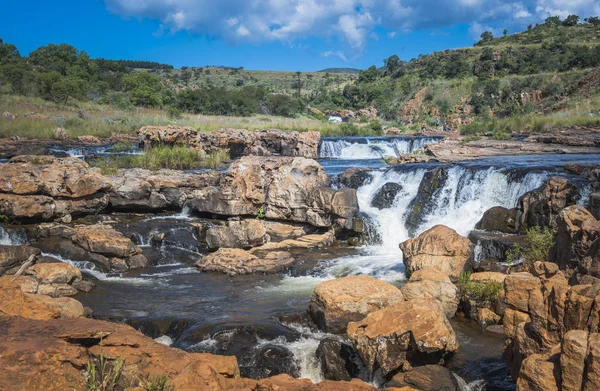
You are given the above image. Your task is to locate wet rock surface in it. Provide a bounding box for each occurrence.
[308,275,404,334]
[400,225,474,281]
[371,182,403,209]
[316,338,364,381]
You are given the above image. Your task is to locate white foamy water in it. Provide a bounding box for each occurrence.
[319,137,441,159]
[143,206,195,221]
[0,226,27,245]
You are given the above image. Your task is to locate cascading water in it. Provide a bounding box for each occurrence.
[0,226,27,245]
[319,136,442,159]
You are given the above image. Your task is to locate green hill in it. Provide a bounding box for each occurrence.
[317,68,361,74]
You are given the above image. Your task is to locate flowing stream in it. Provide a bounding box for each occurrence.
[13,139,600,389]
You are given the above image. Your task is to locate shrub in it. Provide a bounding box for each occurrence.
[506,226,557,267]
[167,106,182,119]
[267,94,299,117]
[86,354,124,391]
[142,374,174,391]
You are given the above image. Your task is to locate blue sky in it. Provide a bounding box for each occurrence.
[2,0,599,72]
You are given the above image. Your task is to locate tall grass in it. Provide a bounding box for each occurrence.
[89,146,229,175]
[461,114,600,135]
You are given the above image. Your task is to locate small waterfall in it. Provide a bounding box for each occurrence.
[0,226,27,245]
[359,165,548,250]
[319,136,442,159]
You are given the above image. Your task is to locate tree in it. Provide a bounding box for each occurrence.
[181,68,191,86]
[267,94,300,117]
[562,15,580,27]
[358,65,378,83]
[503,29,508,37]
[122,72,169,107]
[295,71,302,97]
[383,54,406,78]
[527,25,533,31]
[0,38,21,65]
[545,16,562,26]
[585,16,600,26]
[50,77,85,104]
[480,31,494,43]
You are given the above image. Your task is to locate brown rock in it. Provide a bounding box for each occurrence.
[583,333,600,391]
[401,268,459,318]
[477,308,501,325]
[0,279,60,320]
[206,219,268,249]
[517,177,577,231]
[385,365,459,390]
[0,156,110,198]
[196,248,295,276]
[550,205,600,277]
[517,353,560,391]
[475,206,520,233]
[400,225,474,281]
[138,125,198,147]
[347,298,459,377]
[33,295,84,318]
[25,262,82,284]
[309,276,404,334]
[561,330,588,391]
[0,275,39,293]
[469,272,507,285]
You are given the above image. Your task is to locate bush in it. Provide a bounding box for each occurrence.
[506,226,557,267]
[167,106,182,119]
[267,94,299,117]
[458,272,502,305]
[90,146,229,174]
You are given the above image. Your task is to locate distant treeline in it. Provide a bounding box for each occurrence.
[95,58,174,70]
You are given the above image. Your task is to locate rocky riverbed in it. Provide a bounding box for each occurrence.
[1,126,600,390]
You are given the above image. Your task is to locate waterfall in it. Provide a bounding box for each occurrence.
[358,165,548,250]
[319,136,442,159]
[0,226,27,245]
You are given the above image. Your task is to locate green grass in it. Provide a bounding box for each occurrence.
[461,114,600,135]
[142,374,174,391]
[458,272,503,305]
[506,226,557,268]
[90,146,229,175]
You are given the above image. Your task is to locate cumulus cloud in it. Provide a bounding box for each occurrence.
[321,50,347,61]
[103,0,600,52]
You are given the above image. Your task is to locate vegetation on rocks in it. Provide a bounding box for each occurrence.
[89,146,229,175]
[506,226,557,267]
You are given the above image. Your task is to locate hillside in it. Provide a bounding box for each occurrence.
[317,68,361,74]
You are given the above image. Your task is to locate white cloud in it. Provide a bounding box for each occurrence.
[103,0,600,53]
[321,50,347,61]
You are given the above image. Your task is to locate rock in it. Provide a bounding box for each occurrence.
[517,353,560,391]
[76,135,103,145]
[469,272,507,285]
[36,223,149,272]
[262,221,312,241]
[0,245,41,276]
[254,344,299,379]
[138,125,198,147]
[338,168,373,189]
[550,205,600,277]
[54,127,68,140]
[404,167,448,236]
[383,154,437,165]
[2,111,16,120]
[475,206,520,233]
[468,230,528,265]
[33,295,84,317]
[196,248,295,276]
[0,279,60,320]
[108,168,220,212]
[316,338,362,381]
[561,330,588,391]
[477,308,501,325]
[385,365,459,390]
[347,298,459,377]
[590,193,600,220]
[371,183,403,209]
[187,156,358,228]
[206,219,268,250]
[37,283,79,298]
[400,269,459,318]
[400,225,474,281]
[0,275,38,293]
[584,333,600,391]
[517,177,577,231]
[252,231,334,251]
[308,275,404,334]
[25,263,82,284]
[0,314,241,391]
[0,156,111,221]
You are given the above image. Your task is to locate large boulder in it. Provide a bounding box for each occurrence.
[108,168,220,212]
[347,298,459,377]
[338,168,373,189]
[187,156,358,228]
[205,219,268,250]
[400,269,459,318]
[308,275,404,334]
[315,338,363,381]
[550,205,600,278]
[371,182,403,210]
[517,177,578,232]
[25,263,82,285]
[475,206,520,233]
[36,223,149,272]
[400,225,474,281]
[0,156,111,221]
[384,365,459,390]
[196,248,295,276]
[137,125,198,147]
